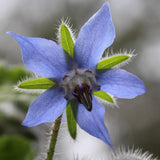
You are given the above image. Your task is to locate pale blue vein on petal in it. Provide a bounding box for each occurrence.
[96,69,146,99]
[22,86,67,127]
[76,95,112,147]
[74,2,115,71]
[8,32,71,80]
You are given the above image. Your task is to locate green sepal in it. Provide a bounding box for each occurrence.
[93,90,114,103]
[60,24,74,58]
[97,55,130,69]
[18,78,55,89]
[66,101,77,140]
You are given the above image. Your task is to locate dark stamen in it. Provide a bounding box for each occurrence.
[72,83,92,111]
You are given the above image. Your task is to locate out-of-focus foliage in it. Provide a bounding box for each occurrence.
[0,111,36,139]
[0,63,37,159]
[0,64,30,102]
[0,135,34,160]
[0,64,28,84]
[0,63,39,102]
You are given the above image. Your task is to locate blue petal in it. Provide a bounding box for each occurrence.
[22,86,67,127]
[74,2,115,71]
[75,95,112,147]
[8,32,71,80]
[96,69,146,99]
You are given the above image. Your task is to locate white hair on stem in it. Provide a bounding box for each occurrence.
[33,123,53,160]
[33,116,68,160]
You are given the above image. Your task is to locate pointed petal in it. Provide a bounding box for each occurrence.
[96,69,146,99]
[75,95,112,147]
[22,86,67,127]
[74,2,115,70]
[8,32,71,80]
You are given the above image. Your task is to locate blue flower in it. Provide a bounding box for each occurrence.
[8,2,145,147]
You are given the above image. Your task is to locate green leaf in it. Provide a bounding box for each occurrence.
[60,24,74,58]
[93,90,114,103]
[97,55,130,69]
[18,78,55,89]
[66,101,77,139]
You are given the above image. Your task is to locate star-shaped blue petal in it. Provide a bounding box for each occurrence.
[22,86,67,127]
[74,2,115,71]
[8,32,71,80]
[96,69,146,99]
[75,95,112,147]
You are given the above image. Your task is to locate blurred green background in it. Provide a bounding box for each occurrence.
[0,0,160,159]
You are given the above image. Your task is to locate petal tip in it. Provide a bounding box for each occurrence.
[6,31,17,37]
[138,85,146,96]
[21,121,29,127]
[21,120,36,127]
[141,84,146,93]
[21,118,37,127]
[6,32,18,39]
[103,1,109,7]
[103,131,113,148]
[135,79,146,97]
[103,136,113,148]
[108,142,113,148]
[6,31,11,35]
[6,32,23,43]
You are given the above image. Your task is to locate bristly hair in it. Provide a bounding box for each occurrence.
[94,94,118,109]
[56,17,76,46]
[34,122,53,160]
[101,49,136,68]
[111,146,158,160]
[14,73,45,93]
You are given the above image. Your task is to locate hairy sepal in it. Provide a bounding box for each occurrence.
[60,24,74,58]
[58,19,75,58]
[18,78,55,89]
[66,101,77,140]
[93,90,114,104]
[97,54,131,70]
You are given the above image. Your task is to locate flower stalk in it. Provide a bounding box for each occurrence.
[46,114,62,160]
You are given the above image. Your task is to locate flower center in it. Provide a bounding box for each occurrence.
[61,68,100,111]
[72,83,92,111]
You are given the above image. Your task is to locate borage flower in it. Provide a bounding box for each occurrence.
[8,2,145,147]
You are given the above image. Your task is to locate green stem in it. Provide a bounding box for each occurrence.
[46,114,62,160]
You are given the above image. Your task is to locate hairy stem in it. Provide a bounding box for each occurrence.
[46,114,62,160]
